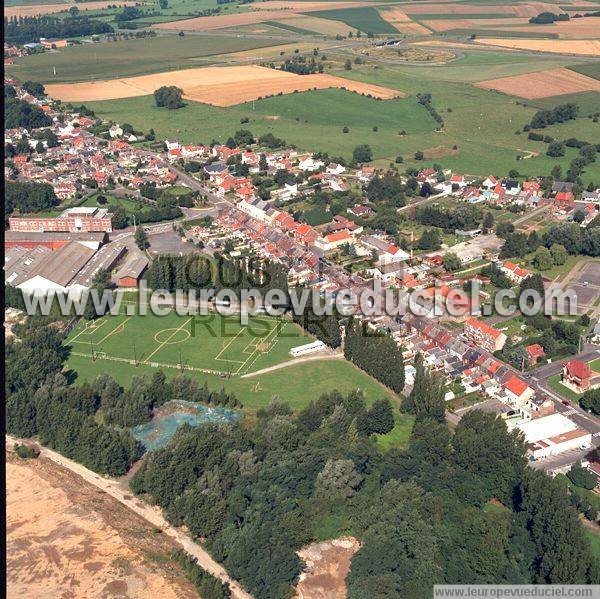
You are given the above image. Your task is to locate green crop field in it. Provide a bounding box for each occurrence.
[523,91,600,117]
[308,7,398,34]
[6,34,286,83]
[568,63,600,81]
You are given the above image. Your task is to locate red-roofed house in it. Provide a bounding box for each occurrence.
[464,317,507,352]
[315,230,353,252]
[504,375,534,404]
[555,191,575,211]
[526,343,546,366]
[562,359,592,391]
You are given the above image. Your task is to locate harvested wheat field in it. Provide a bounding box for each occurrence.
[421,17,531,33]
[401,2,555,17]
[475,38,600,56]
[294,537,360,599]
[378,8,432,35]
[250,1,369,10]
[5,1,138,18]
[475,67,600,99]
[6,453,197,599]
[46,65,404,106]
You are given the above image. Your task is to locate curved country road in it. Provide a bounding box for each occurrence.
[6,436,253,599]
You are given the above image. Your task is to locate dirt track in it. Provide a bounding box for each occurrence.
[6,436,252,599]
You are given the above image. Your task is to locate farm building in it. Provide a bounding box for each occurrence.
[114,254,149,288]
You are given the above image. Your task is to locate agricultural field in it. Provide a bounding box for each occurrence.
[523,90,600,116]
[46,64,403,105]
[307,6,399,34]
[474,67,600,99]
[4,1,138,18]
[6,34,289,83]
[474,38,600,56]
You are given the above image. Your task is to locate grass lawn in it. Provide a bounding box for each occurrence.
[493,315,529,337]
[589,358,600,373]
[6,34,287,83]
[523,91,600,117]
[65,309,401,416]
[547,373,582,404]
[373,411,415,451]
[585,529,600,561]
[82,193,141,213]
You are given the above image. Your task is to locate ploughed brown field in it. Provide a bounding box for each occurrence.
[45,65,405,106]
[474,67,600,99]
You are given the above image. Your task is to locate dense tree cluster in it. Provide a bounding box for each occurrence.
[290,289,341,348]
[131,389,597,598]
[416,204,483,232]
[154,86,184,109]
[529,11,569,24]
[5,324,137,475]
[5,97,52,129]
[4,15,113,44]
[344,319,405,394]
[542,223,600,257]
[172,551,231,599]
[401,352,445,422]
[416,92,444,126]
[529,103,578,129]
[5,180,58,219]
[366,171,405,206]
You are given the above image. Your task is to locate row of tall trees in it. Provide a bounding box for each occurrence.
[344,319,405,394]
[4,15,113,44]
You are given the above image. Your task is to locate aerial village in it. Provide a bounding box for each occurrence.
[5,77,600,475]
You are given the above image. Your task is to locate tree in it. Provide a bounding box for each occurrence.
[135,226,149,250]
[414,151,424,161]
[418,229,441,251]
[549,243,567,266]
[567,464,597,490]
[315,459,363,499]
[344,59,352,70]
[365,399,394,435]
[580,389,600,415]
[402,353,446,422]
[69,6,79,17]
[546,141,565,157]
[573,209,586,224]
[443,253,461,272]
[154,86,184,109]
[159,0,169,8]
[532,246,553,271]
[353,144,372,163]
[483,211,494,232]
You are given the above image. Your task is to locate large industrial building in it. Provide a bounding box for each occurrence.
[8,207,113,233]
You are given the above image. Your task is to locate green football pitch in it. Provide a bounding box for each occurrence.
[66,308,312,377]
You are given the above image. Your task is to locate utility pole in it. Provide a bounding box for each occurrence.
[133,342,138,366]
[91,341,96,362]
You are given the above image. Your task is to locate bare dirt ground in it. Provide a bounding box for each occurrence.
[475,67,600,99]
[5,1,138,18]
[474,38,600,56]
[4,308,26,341]
[46,64,405,105]
[6,452,198,599]
[294,537,360,599]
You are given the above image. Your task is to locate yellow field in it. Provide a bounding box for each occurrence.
[5,1,138,18]
[475,38,600,56]
[45,64,405,106]
[378,8,432,36]
[475,67,600,99]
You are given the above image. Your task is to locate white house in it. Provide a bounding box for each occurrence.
[108,124,123,138]
[298,157,324,172]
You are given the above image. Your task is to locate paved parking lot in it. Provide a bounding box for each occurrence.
[148,231,197,255]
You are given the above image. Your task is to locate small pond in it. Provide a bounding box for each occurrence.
[132,400,241,452]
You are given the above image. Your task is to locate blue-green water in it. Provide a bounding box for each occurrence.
[132,400,240,452]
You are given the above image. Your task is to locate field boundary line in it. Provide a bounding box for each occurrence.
[97,315,133,345]
[145,317,193,363]
[236,320,284,375]
[214,326,246,362]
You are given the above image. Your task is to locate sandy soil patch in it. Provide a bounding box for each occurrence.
[46,64,405,106]
[5,1,138,18]
[276,15,352,36]
[6,454,196,599]
[474,38,600,56]
[294,537,360,599]
[475,66,600,99]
